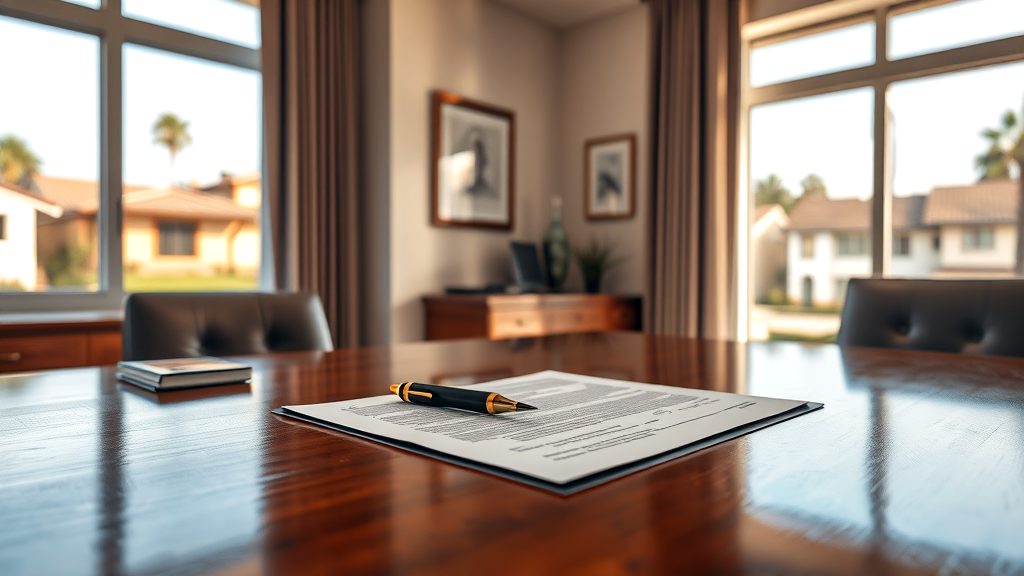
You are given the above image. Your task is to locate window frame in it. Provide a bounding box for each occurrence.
[0,0,263,312]
[801,234,815,259]
[893,233,912,256]
[156,220,198,257]
[835,233,870,257]
[741,0,1024,340]
[962,226,996,251]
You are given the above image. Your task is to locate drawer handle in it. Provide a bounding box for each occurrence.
[0,352,23,363]
[516,318,525,326]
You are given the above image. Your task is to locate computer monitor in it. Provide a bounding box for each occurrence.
[510,242,548,293]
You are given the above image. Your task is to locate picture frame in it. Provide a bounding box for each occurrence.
[431,90,515,230]
[584,133,636,220]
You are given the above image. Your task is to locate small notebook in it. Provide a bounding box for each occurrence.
[117,357,251,391]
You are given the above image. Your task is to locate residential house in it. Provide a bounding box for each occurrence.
[33,175,260,280]
[922,180,1018,277]
[0,181,63,290]
[784,179,1018,306]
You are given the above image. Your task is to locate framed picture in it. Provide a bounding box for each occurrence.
[585,133,636,220]
[431,91,515,230]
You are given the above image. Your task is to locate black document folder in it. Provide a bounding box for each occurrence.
[272,401,823,496]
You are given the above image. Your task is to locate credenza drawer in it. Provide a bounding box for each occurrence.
[548,306,606,333]
[0,334,90,373]
[490,310,545,339]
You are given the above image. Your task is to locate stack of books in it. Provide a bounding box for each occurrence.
[116,357,252,391]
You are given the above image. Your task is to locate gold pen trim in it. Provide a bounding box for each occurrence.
[485,392,498,414]
[402,381,413,402]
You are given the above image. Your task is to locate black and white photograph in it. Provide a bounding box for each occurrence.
[585,133,636,220]
[432,91,515,229]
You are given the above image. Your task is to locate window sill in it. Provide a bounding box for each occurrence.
[0,310,122,335]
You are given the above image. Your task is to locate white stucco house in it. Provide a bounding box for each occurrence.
[784,179,1018,306]
[0,181,63,290]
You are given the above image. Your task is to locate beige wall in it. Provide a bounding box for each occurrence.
[387,0,560,342]
[557,5,648,294]
[362,0,649,343]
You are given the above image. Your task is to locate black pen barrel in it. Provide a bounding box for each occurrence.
[402,382,491,413]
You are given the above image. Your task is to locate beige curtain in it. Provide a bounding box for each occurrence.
[262,0,363,347]
[647,0,740,339]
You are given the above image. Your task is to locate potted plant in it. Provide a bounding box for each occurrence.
[575,238,619,293]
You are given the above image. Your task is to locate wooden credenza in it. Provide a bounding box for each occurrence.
[0,313,122,373]
[423,293,641,341]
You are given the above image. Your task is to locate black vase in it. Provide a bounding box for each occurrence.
[584,274,601,294]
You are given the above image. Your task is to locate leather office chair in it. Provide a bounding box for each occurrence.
[837,278,1024,357]
[122,292,334,360]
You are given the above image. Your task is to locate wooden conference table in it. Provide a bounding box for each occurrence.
[2,332,1022,575]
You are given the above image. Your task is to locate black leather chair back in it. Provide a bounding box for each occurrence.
[837,278,1024,357]
[123,292,334,360]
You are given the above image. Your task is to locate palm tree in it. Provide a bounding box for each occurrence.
[974,110,1021,181]
[754,174,794,213]
[151,112,192,177]
[0,134,42,188]
[975,107,1023,273]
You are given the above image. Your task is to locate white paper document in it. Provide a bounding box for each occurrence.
[281,370,814,485]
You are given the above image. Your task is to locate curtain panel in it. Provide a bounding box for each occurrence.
[647,0,741,339]
[261,0,364,347]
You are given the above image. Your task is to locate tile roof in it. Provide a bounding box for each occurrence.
[29,175,256,222]
[922,179,1017,225]
[116,188,258,221]
[0,180,63,217]
[785,195,928,231]
[33,175,146,212]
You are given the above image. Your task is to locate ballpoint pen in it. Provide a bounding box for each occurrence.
[388,382,537,415]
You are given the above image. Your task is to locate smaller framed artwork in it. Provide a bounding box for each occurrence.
[431,90,515,230]
[584,133,636,220]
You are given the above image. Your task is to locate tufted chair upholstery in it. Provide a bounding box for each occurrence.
[122,292,334,361]
[837,278,1024,357]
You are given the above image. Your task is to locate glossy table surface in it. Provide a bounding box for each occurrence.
[2,332,1023,575]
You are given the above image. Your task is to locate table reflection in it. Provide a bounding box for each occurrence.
[744,343,1024,572]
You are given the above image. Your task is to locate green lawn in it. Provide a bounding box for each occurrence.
[759,303,843,315]
[125,273,259,292]
[768,331,838,344]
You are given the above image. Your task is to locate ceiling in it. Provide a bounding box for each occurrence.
[492,0,640,30]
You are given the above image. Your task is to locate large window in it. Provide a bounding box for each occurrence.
[748,85,872,339]
[746,0,1024,342]
[0,0,262,309]
[123,45,261,291]
[0,16,98,293]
